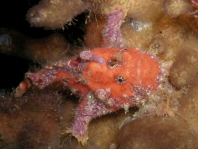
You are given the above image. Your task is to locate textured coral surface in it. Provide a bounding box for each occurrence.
[1,0,198,148]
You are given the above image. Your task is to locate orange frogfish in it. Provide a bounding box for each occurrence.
[15,47,161,144]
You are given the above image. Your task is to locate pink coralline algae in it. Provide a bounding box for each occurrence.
[191,0,198,8]
[15,47,163,144]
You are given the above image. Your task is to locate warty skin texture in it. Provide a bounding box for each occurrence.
[15,47,161,144]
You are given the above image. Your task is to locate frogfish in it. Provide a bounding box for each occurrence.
[15,47,162,144]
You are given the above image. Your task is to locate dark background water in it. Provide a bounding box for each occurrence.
[0,0,86,92]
